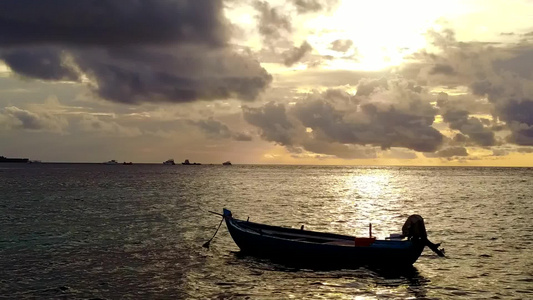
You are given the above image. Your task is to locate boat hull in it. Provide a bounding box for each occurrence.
[224,212,425,268]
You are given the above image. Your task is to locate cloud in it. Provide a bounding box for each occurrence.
[355,78,389,96]
[330,39,353,52]
[2,48,79,81]
[493,47,533,79]
[189,118,232,139]
[300,140,377,159]
[78,114,142,137]
[382,148,417,159]
[232,132,253,141]
[243,84,445,159]
[0,0,228,46]
[253,1,292,42]
[499,99,533,145]
[283,41,313,66]
[516,147,533,153]
[0,106,68,132]
[242,102,297,146]
[0,0,272,104]
[491,148,507,156]
[403,28,533,149]
[74,46,272,104]
[424,146,468,158]
[189,117,254,141]
[293,98,443,152]
[430,64,456,75]
[441,109,496,146]
[290,0,339,14]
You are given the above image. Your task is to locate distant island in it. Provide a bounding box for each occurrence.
[182,159,201,165]
[0,156,29,163]
[163,159,175,165]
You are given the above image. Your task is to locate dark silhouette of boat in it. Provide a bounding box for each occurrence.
[0,156,29,163]
[103,160,119,165]
[182,159,201,165]
[222,161,232,165]
[123,162,133,165]
[219,209,444,268]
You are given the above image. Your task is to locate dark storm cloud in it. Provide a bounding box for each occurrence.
[499,99,533,126]
[0,0,228,46]
[292,99,442,152]
[189,118,232,139]
[69,46,272,104]
[330,39,353,52]
[424,146,468,158]
[493,47,533,79]
[242,86,445,159]
[253,1,292,41]
[403,29,533,149]
[441,109,496,146]
[283,41,313,66]
[252,0,338,39]
[1,48,79,81]
[499,99,533,145]
[430,64,456,75]
[0,0,272,104]
[242,102,295,146]
[189,118,253,141]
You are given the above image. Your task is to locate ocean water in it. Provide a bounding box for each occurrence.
[0,164,532,299]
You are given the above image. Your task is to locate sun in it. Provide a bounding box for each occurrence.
[307,0,469,71]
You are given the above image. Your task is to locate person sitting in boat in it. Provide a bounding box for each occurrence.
[401,214,445,256]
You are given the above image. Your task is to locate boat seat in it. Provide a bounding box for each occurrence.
[324,237,376,247]
[355,237,376,246]
[323,240,354,246]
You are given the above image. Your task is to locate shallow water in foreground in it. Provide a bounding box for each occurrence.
[1,164,532,299]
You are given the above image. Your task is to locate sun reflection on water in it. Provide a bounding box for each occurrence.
[328,169,407,238]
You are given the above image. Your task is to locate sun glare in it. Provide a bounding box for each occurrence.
[307,0,469,71]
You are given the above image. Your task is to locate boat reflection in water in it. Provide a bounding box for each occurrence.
[231,251,430,298]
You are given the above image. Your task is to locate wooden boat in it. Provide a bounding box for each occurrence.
[222,209,430,268]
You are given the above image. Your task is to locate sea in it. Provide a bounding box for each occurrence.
[0,164,532,299]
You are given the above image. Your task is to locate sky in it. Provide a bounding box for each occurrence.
[1,0,533,166]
